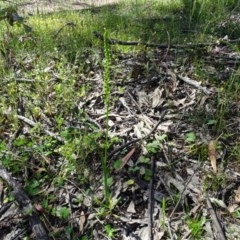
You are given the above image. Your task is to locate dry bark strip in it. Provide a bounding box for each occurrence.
[0,164,49,240]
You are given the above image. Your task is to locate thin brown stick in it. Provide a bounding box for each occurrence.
[53,22,76,38]
[169,171,196,219]
[162,30,170,61]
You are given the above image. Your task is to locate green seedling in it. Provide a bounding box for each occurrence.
[185,132,196,143]
[55,206,70,220]
[160,198,167,228]
[104,224,117,239]
[187,216,206,239]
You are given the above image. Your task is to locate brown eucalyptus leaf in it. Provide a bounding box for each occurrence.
[118,148,136,171]
[79,211,86,233]
[209,140,217,173]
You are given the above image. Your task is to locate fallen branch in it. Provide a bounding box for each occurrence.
[177,74,213,95]
[0,164,49,240]
[94,31,212,49]
[94,31,240,50]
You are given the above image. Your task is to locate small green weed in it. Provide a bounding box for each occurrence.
[187,215,206,238]
[55,206,70,220]
[204,171,227,191]
[147,134,167,154]
[104,224,117,239]
[159,197,167,228]
[128,134,168,181]
[185,132,197,143]
[233,208,240,219]
[95,196,119,219]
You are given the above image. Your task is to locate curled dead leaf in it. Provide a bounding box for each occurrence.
[79,211,86,233]
[209,140,217,173]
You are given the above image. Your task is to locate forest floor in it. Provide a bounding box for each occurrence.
[0,1,240,240]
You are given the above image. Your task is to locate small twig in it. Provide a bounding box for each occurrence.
[177,74,213,95]
[93,31,213,49]
[53,22,76,38]
[206,194,227,240]
[108,110,167,159]
[15,78,36,82]
[17,115,64,142]
[166,221,174,240]
[169,170,197,218]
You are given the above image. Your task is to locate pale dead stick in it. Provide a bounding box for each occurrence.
[178,74,212,95]
[206,194,227,240]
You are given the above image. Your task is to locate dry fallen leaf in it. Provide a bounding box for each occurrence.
[152,87,164,108]
[228,204,239,213]
[234,186,240,203]
[126,200,136,213]
[209,140,217,173]
[138,226,149,239]
[117,148,136,171]
[79,211,86,233]
[138,90,150,108]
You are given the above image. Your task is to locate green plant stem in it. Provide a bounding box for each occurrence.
[103,28,111,204]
